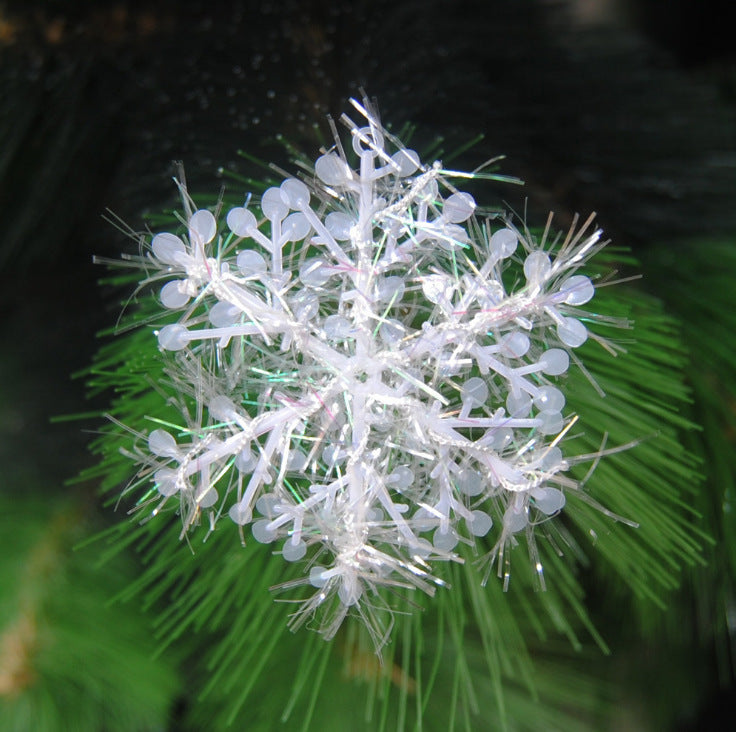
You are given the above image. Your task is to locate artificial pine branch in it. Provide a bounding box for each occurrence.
[0,496,180,731]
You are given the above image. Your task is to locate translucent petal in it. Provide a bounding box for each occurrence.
[291,291,320,320]
[158,324,189,351]
[467,510,493,537]
[557,317,588,348]
[261,187,288,221]
[443,192,476,223]
[436,223,469,250]
[489,228,518,258]
[433,527,459,552]
[256,494,280,517]
[236,249,267,276]
[208,301,239,327]
[252,519,277,544]
[422,274,453,304]
[338,577,362,606]
[282,212,311,242]
[412,507,437,532]
[534,385,565,412]
[538,446,563,470]
[491,427,514,450]
[539,348,569,375]
[325,212,354,240]
[286,450,308,471]
[538,411,564,435]
[324,314,352,339]
[504,506,528,533]
[299,258,330,287]
[195,487,218,508]
[322,444,347,465]
[388,466,414,490]
[523,250,552,283]
[152,232,186,265]
[379,319,404,344]
[309,566,328,588]
[462,377,489,407]
[376,276,405,303]
[148,429,178,458]
[391,149,420,176]
[502,331,530,358]
[560,274,595,305]
[507,391,532,418]
[315,153,349,186]
[154,469,179,497]
[209,396,236,421]
[283,539,307,562]
[228,503,252,525]
[160,280,190,309]
[189,209,217,245]
[532,487,566,515]
[456,468,484,497]
[280,178,310,209]
[227,207,257,237]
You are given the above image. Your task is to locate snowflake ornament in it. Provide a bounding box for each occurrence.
[127,97,621,646]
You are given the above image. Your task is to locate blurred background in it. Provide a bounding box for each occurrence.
[1,0,734,729]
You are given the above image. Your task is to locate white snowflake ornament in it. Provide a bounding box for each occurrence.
[134,97,620,646]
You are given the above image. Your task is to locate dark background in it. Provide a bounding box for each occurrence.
[1,0,734,728]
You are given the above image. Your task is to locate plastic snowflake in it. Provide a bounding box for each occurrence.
[122,98,620,645]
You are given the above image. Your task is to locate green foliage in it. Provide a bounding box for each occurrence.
[625,237,736,726]
[0,496,180,732]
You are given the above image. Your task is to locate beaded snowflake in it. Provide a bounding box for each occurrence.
[125,98,617,645]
